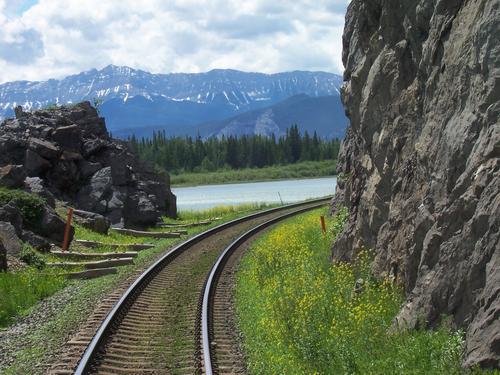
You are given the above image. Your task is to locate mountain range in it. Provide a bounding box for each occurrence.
[0,65,347,139]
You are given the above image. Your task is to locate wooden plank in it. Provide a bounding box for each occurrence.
[66,267,117,279]
[49,257,135,269]
[50,251,138,259]
[75,240,155,251]
[157,220,213,228]
[110,228,182,238]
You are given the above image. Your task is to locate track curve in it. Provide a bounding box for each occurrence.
[75,197,330,375]
[199,202,327,374]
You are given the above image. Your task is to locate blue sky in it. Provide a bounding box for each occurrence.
[0,0,349,84]
[16,0,37,15]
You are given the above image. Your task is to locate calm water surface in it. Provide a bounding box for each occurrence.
[172,177,337,211]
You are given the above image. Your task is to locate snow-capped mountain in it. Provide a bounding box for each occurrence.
[0,65,346,137]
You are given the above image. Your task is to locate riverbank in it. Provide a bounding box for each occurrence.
[170,159,336,187]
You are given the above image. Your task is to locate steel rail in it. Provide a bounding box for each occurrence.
[74,196,331,374]
[201,200,329,375]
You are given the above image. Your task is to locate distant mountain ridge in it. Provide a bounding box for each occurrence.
[0,65,347,138]
[197,94,346,139]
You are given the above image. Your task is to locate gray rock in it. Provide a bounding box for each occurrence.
[20,230,51,252]
[0,164,26,188]
[81,138,107,158]
[76,167,113,214]
[124,192,160,228]
[78,160,102,179]
[32,206,73,245]
[0,136,26,165]
[0,221,22,258]
[334,0,500,368]
[51,125,82,151]
[24,177,56,208]
[73,209,110,234]
[25,149,51,176]
[28,138,60,160]
[0,203,23,235]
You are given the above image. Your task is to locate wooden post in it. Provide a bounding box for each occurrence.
[320,215,327,238]
[62,208,74,252]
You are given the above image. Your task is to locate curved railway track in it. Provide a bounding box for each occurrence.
[75,197,330,375]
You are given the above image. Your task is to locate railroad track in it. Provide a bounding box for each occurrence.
[75,197,331,375]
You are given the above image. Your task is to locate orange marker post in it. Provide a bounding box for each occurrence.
[62,207,74,252]
[320,215,327,238]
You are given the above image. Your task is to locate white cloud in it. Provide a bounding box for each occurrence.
[0,0,349,83]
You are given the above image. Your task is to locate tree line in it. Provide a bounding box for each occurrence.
[129,125,341,173]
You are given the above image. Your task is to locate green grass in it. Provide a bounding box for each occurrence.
[173,202,277,222]
[0,268,66,327]
[170,159,337,187]
[235,208,479,374]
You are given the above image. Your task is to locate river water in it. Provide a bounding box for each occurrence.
[172,176,337,211]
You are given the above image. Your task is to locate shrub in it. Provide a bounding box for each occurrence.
[20,244,46,270]
[0,187,45,226]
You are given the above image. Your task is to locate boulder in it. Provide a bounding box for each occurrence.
[76,167,113,214]
[124,192,160,228]
[0,136,26,165]
[24,177,56,208]
[51,125,82,151]
[82,138,107,158]
[73,209,110,234]
[25,149,51,176]
[28,138,60,160]
[31,205,73,245]
[0,221,22,258]
[49,160,79,190]
[0,164,26,188]
[20,230,51,252]
[79,160,102,179]
[0,203,23,235]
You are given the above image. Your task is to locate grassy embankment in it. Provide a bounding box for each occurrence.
[236,208,492,374]
[170,159,337,187]
[0,198,274,374]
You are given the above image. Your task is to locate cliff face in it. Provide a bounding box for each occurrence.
[333,0,499,368]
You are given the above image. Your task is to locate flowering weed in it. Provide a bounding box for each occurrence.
[236,208,468,374]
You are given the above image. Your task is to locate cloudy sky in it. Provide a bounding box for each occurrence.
[0,0,349,84]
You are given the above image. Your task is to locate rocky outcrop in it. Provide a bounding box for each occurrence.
[0,102,176,229]
[333,0,499,369]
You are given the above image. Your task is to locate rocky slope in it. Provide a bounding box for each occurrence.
[332,0,499,368]
[0,102,176,231]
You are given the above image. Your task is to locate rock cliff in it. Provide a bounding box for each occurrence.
[0,102,177,230]
[333,0,499,368]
